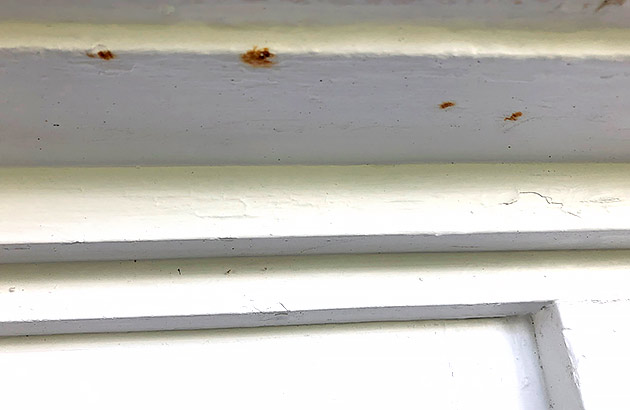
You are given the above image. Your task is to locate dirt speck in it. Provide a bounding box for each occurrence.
[225,269,232,275]
[241,46,275,67]
[504,111,523,121]
[87,50,116,60]
[595,0,625,12]
[8,287,15,293]
[439,101,455,109]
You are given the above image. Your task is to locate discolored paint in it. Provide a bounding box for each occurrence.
[595,0,626,12]
[504,111,523,121]
[87,50,116,60]
[241,46,275,67]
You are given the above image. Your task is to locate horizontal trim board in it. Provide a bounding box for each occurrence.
[2,250,628,335]
[2,164,630,262]
[0,45,629,166]
[0,302,547,337]
[2,23,630,57]
[4,231,630,264]
[2,0,629,29]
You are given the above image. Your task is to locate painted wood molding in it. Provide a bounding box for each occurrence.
[2,164,630,263]
[0,18,628,166]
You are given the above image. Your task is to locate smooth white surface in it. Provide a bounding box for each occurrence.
[2,164,630,262]
[1,251,627,335]
[1,0,629,28]
[0,317,550,410]
[3,23,630,56]
[553,300,630,410]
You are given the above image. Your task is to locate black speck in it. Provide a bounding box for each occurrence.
[53,124,60,127]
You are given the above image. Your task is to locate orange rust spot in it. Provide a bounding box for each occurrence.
[504,111,523,121]
[241,46,275,67]
[439,101,455,109]
[595,0,625,12]
[87,50,116,60]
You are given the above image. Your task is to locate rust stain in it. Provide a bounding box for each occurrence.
[504,111,523,121]
[439,101,456,109]
[241,46,275,67]
[87,50,116,60]
[595,0,625,12]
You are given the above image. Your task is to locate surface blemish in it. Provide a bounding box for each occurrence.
[504,112,523,121]
[241,46,275,67]
[87,50,116,60]
[440,101,455,109]
[595,0,626,12]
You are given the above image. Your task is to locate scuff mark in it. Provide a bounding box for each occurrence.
[595,0,625,12]
[580,197,622,204]
[503,116,537,133]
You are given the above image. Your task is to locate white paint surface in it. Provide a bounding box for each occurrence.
[2,164,630,262]
[533,304,585,410]
[0,48,629,166]
[1,0,629,28]
[1,251,627,335]
[552,300,630,410]
[0,317,550,410]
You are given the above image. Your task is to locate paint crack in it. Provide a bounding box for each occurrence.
[502,191,581,218]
